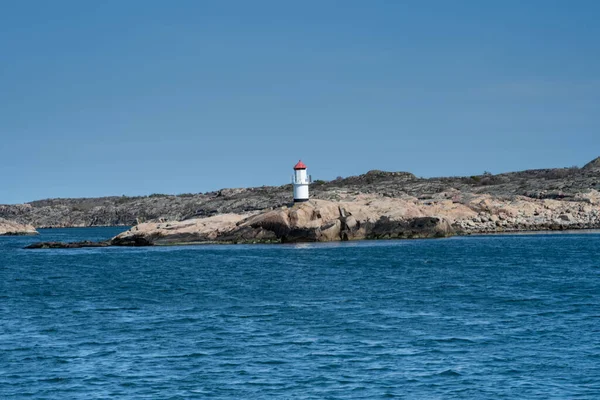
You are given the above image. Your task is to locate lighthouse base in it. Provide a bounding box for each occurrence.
[293,198,309,203]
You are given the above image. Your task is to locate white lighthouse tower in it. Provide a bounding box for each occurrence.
[292,160,311,202]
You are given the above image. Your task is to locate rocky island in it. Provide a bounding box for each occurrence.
[110,199,455,246]
[9,157,600,247]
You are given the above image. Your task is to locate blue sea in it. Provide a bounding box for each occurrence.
[1,228,599,399]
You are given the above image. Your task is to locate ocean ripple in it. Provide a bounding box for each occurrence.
[1,228,600,398]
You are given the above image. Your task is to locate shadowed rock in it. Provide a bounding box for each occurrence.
[369,216,454,239]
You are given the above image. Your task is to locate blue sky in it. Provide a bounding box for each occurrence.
[1,1,599,204]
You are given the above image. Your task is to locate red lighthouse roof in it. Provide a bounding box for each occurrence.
[293,160,307,170]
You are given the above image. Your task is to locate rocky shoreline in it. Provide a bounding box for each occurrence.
[106,190,600,246]
[24,189,600,248]
[8,157,600,247]
[2,157,599,229]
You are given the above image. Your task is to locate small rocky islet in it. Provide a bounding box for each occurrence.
[7,156,600,248]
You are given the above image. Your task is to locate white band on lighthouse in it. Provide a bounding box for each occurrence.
[292,160,310,202]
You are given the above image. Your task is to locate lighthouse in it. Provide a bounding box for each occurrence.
[292,160,311,202]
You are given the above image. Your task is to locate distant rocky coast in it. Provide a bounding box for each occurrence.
[8,157,600,247]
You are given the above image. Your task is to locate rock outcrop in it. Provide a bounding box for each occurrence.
[25,189,600,248]
[0,218,38,236]
[108,199,455,246]
[111,213,256,246]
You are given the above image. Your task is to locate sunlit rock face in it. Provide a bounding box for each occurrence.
[0,218,38,236]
